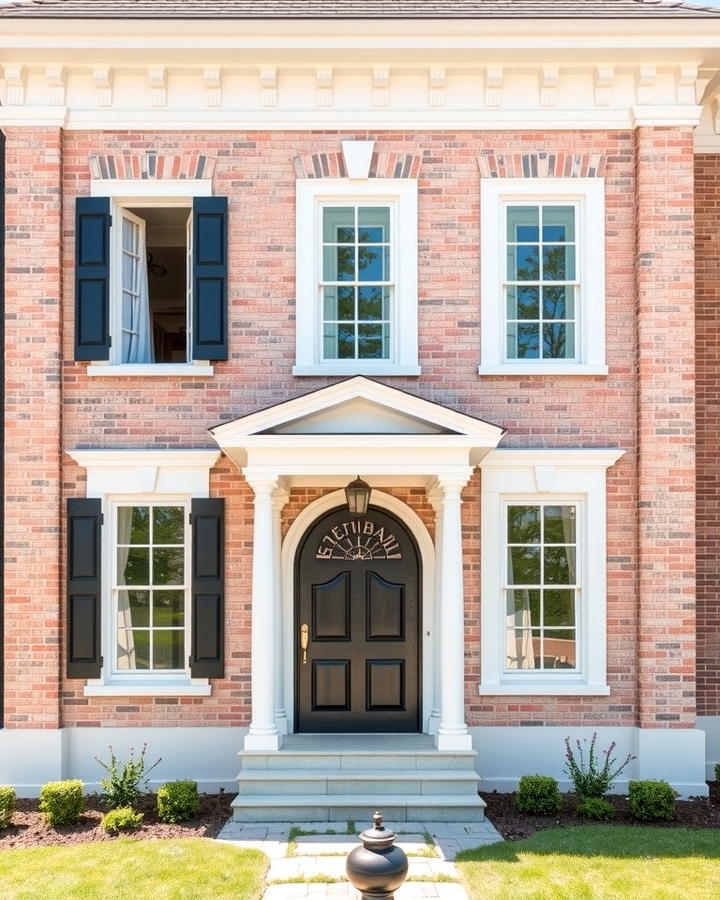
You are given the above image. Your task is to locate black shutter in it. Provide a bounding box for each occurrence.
[67,499,102,678]
[192,196,228,361]
[74,197,111,361]
[190,498,225,678]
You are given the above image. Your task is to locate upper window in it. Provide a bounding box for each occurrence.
[294,179,419,376]
[74,189,228,375]
[479,178,607,376]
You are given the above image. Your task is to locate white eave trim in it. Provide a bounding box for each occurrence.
[481,448,626,468]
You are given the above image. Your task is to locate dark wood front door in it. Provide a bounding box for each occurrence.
[295,505,421,733]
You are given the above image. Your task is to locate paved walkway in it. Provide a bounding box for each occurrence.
[216,818,503,899]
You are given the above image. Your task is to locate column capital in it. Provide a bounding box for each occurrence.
[427,470,473,502]
[243,468,282,498]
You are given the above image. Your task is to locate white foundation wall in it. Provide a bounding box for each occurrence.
[698,716,720,781]
[471,725,709,798]
[0,727,247,797]
[0,724,710,798]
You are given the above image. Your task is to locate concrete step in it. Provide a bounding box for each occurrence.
[235,769,480,796]
[239,750,477,771]
[230,792,487,823]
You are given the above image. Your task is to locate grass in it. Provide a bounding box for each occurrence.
[455,826,720,900]
[0,838,267,900]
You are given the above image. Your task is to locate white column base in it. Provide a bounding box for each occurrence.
[275,712,289,736]
[244,730,282,752]
[427,711,441,736]
[435,729,473,752]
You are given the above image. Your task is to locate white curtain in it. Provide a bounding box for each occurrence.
[116,507,137,669]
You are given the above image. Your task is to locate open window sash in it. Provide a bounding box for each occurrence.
[114,207,154,364]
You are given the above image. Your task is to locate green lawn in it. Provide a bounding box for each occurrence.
[0,838,267,900]
[456,826,720,900]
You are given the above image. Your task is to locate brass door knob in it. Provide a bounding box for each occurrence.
[300,623,309,664]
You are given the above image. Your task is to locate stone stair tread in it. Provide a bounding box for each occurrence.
[232,793,486,808]
[237,769,479,780]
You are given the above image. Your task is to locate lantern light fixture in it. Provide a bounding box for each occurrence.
[345,476,372,516]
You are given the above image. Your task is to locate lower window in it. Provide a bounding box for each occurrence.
[114,502,189,674]
[505,503,577,672]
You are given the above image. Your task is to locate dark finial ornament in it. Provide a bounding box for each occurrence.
[345,810,409,899]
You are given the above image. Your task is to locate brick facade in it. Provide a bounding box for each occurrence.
[0,125,701,742]
[695,153,720,719]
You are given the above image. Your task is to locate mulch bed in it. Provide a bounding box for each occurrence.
[0,790,233,850]
[1,784,718,849]
[486,781,720,840]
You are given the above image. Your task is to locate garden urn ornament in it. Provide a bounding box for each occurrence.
[345,811,409,899]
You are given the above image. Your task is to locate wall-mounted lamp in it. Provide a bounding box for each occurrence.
[345,476,372,516]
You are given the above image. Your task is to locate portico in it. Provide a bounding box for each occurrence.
[210,377,505,753]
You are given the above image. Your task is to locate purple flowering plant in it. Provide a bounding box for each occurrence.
[564,733,636,799]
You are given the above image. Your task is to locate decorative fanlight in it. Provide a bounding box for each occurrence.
[345,476,372,516]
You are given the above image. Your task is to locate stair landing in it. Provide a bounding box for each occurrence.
[232,733,486,823]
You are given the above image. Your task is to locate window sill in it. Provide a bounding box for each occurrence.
[86,363,214,377]
[84,680,212,697]
[293,364,421,377]
[479,683,610,697]
[477,363,609,377]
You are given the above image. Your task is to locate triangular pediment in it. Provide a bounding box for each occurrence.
[210,377,504,441]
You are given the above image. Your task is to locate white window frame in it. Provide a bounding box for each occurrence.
[479,178,608,376]
[110,497,191,679]
[479,448,624,696]
[67,449,219,696]
[294,178,420,376]
[87,179,214,377]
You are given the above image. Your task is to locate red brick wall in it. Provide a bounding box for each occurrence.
[695,154,720,718]
[635,127,696,729]
[4,128,64,728]
[4,126,689,732]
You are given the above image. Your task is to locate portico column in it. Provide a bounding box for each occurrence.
[244,476,282,751]
[273,485,290,735]
[432,473,473,752]
[427,486,443,735]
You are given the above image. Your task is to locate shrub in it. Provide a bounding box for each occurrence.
[714,763,720,783]
[157,780,200,824]
[577,796,615,821]
[95,743,161,810]
[101,806,144,834]
[0,786,15,829]
[564,733,635,799]
[628,780,677,822]
[38,780,84,827]
[516,775,563,815]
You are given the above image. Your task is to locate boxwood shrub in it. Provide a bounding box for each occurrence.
[0,786,15,829]
[156,780,200,824]
[628,780,677,822]
[101,806,144,834]
[38,779,84,827]
[516,775,563,815]
[577,796,615,820]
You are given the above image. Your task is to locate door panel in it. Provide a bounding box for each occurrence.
[296,506,420,733]
[312,572,351,641]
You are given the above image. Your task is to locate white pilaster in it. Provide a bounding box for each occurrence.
[273,483,290,735]
[245,476,282,751]
[432,472,474,752]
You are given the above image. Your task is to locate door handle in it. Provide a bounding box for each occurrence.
[300,623,309,664]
